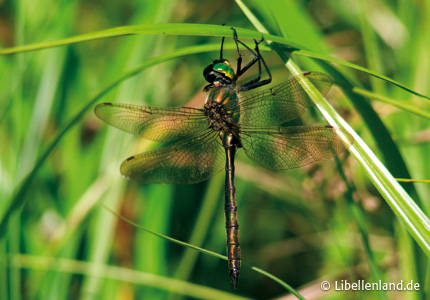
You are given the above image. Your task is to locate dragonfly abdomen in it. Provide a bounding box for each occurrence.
[225,195,241,289]
[224,138,241,288]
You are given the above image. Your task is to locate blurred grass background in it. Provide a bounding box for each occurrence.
[1,0,430,299]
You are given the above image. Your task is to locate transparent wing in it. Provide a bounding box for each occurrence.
[95,103,209,142]
[240,125,353,171]
[237,72,333,126]
[120,131,225,184]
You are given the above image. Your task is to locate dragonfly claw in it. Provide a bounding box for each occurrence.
[256,36,264,45]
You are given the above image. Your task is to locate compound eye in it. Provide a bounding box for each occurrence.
[203,64,216,83]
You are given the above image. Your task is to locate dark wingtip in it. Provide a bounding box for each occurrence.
[229,269,240,289]
[95,102,113,108]
[94,102,113,115]
[125,155,135,161]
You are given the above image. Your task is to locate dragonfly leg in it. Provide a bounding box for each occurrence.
[239,38,272,91]
[220,36,226,60]
[219,23,228,60]
[231,27,261,79]
[231,27,243,76]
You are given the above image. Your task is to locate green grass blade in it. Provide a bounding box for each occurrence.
[236,0,430,260]
[396,222,420,300]
[0,43,236,237]
[0,23,298,54]
[1,23,428,101]
[358,0,385,92]
[0,40,303,296]
[326,66,419,200]
[334,155,386,300]
[10,254,250,300]
[353,88,430,120]
[173,174,224,283]
[293,49,430,100]
[103,204,305,299]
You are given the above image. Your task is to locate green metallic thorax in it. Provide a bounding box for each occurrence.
[204,86,240,129]
[204,85,241,148]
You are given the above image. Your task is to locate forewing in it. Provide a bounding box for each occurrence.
[238,72,333,126]
[120,131,225,184]
[95,103,208,142]
[240,125,353,171]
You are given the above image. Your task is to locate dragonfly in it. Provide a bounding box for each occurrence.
[94,29,354,288]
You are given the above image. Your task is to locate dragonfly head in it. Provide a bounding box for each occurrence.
[203,59,236,88]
